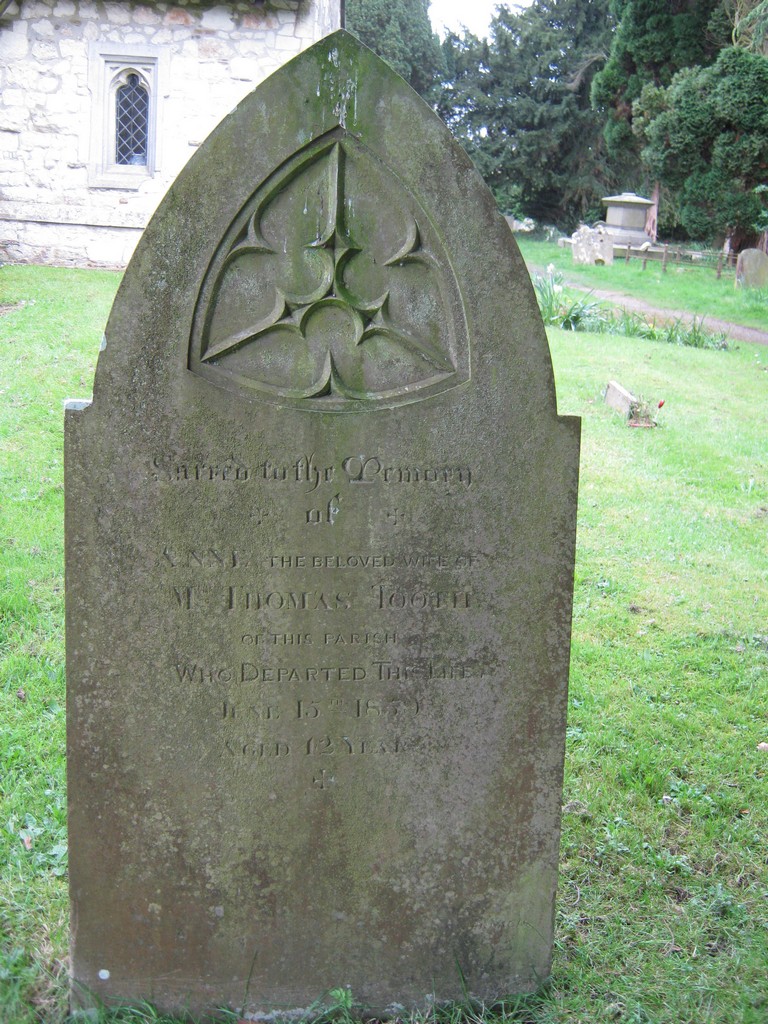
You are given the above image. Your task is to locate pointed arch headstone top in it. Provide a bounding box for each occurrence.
[66,30,580,1019]
[89,30,561,423]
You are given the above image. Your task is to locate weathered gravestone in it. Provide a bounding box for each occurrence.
[66,31,580,1018]
[571,224,613,266]
[735,247,768,290]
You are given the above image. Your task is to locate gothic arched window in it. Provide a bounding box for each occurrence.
[88,43,164,188]
[115,72,150,166]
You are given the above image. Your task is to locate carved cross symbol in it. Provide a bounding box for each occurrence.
[312,769,335,791]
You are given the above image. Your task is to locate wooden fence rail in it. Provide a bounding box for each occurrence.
[614,243,737,277]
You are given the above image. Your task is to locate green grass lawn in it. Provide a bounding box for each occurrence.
[1,264,767,1024]
[516,238,768,334]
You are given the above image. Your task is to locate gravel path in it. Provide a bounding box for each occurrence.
[583,286,768,347]
[526,264,768,346]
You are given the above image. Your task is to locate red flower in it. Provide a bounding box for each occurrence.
[658,399,665,409]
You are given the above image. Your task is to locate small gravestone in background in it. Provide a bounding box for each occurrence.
[736,248,768,289]
[66,31,580,1018]
[605,380,636,418]
[571,224,613,265]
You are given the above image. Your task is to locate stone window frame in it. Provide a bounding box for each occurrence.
[88,42,168,189]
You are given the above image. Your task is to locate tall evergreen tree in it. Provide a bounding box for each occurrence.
[438,0,615,229]
[637,45,768,244]
[591,0,731,161]
[595,1,768,242]
[345,0,445,100]
[726,0,768,52]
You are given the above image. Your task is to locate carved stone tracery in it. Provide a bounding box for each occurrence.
[190,131,468,410]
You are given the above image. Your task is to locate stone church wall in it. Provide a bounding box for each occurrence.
[0,0,340,266]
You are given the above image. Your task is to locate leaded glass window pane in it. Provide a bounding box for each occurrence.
[115,73,149,166]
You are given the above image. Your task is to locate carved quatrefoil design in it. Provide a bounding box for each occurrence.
[189,131,469,410]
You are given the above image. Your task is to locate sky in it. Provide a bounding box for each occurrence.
[428,1,529,39]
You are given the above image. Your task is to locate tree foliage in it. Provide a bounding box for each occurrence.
[345,0,768,245]
[344,0,445,99]
[591,0,731,159]
[438,0,615,229]
[637,45,768,242]
[726,0,768,51]
[589,0,768,242]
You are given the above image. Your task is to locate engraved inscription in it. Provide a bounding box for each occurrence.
[163,547,245,569]
[171,649,492,788]
[158,449,480,794]
[224,739,291,758]
[296,697,421,719]
[152,456,251,482]
[269,554,396,569]
[166,584,474,615]
[223,735,405,760]
[306,736,404,755]
[237,632,396,647]
[172,586,193,610]
[222,701,279,720]
[429,659,493,679]
[306,494,341,525]
[294,454,335,491]
[228,588,352,612]
[241,633,315,645]
[151,453,474,489]
[323,632,397,646]
[219,697,422,722]
[373,585,472,610]
[176,663,368,684]
[159,549,477,572]
[312,769,334,790]
[341,456,472,487]
[175,657,491,687]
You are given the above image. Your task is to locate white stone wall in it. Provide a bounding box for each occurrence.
[0,0,341,266]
